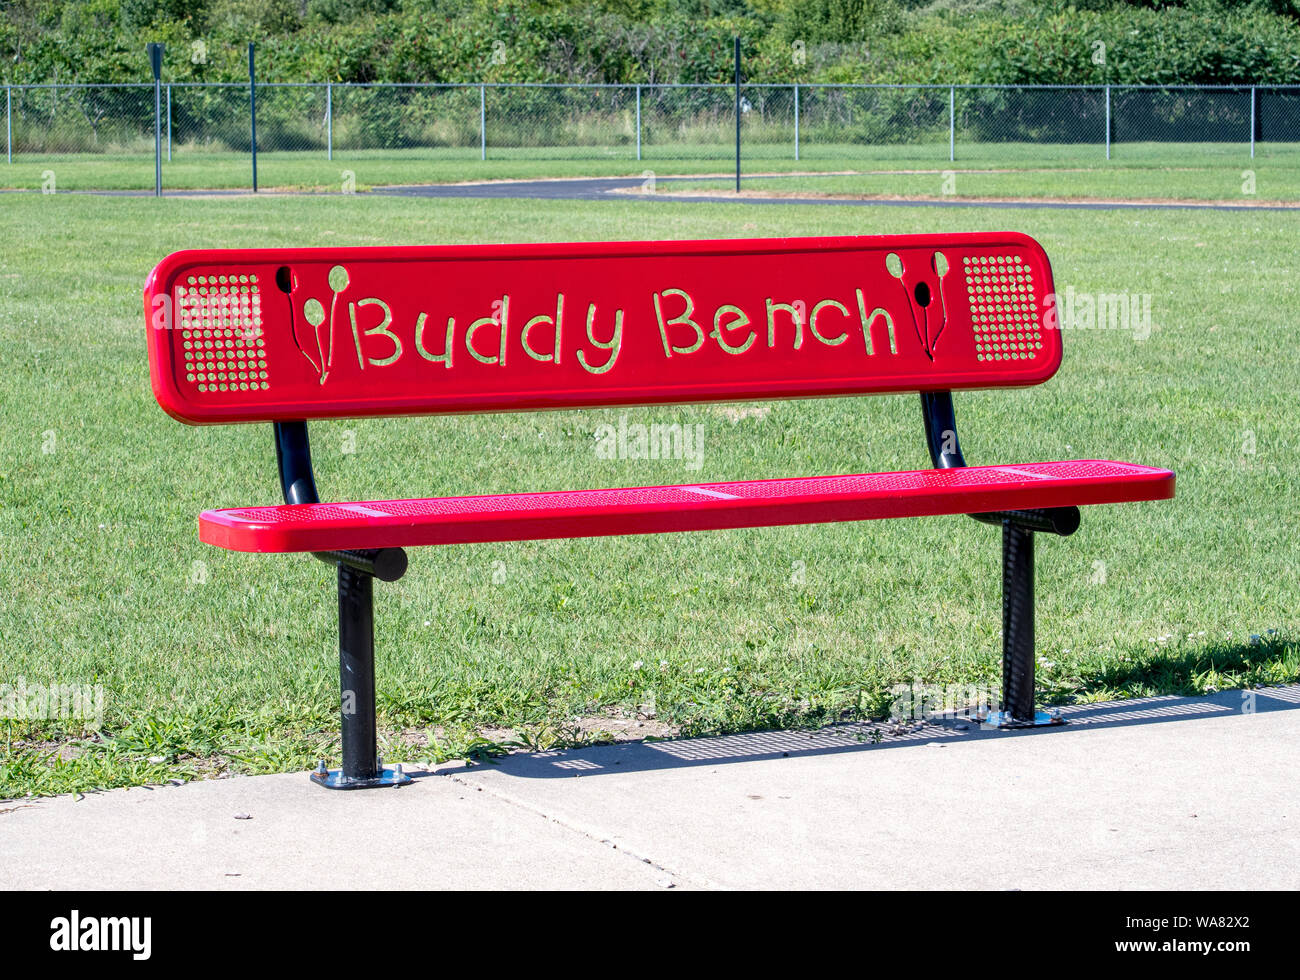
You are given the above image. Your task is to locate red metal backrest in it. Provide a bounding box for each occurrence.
[144,232,1060,424]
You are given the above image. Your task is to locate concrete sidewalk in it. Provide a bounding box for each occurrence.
[4,686,1297,890]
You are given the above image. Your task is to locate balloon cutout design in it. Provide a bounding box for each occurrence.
[885,250,950,361]
[325,265,349,376]
[929,251,950,355]
[293,265,350,385]
[301,298,325,377]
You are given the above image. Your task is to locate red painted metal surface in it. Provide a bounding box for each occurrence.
[144,232,1061,424]
[199,460,1175,553]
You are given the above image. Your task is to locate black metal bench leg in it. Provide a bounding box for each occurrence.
[984,521,1064,729]
[310,563,412,789]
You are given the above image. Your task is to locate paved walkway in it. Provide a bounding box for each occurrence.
[372,176,1300,211]
[3,686,1297,889]
[13,175,1296,210]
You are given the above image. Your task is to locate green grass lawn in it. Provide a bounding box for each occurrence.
[1,192,1296,798]
[2,141,1298,199]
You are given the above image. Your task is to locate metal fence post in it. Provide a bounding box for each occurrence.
[166,83,171,162]
[1104,84,1111,160]
[154,81,161,193]
[793,83,799,161]
[148,43,163,197]
[5,86,10,163]
[327,82,333,161]
[733,36,741,192]
[248,43,258,192]
[480,84,486,161]
[949,85,955,162]
[635,84,641,161]
[1250,85,1256,159]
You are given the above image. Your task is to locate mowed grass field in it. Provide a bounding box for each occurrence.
[2,141,1299,200]
[1,191,1297,798]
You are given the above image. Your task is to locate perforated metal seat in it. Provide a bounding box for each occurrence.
[200,460,1174,552]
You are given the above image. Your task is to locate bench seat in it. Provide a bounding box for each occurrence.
[200,459,1174,553]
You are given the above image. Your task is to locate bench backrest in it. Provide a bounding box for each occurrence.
[144,232,1060,425]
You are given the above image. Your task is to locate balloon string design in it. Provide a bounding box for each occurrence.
[284,271,322,377]
[301,265,350,385]
[325,265,349,373]
[301,298,325,377]
[930,251,950,354]
[886,251,928,358]
[885,250,949,361]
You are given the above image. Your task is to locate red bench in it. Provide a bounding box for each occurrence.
[144,232,1174,789]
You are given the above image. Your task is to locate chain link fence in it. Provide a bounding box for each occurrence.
[5,81,1300,183]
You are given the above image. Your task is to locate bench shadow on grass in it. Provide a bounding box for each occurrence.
[434,640,1298,781]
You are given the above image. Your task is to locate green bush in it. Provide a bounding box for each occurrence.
[5,1,1300,87]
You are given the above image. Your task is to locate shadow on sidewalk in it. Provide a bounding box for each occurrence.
[447,685,1299,781]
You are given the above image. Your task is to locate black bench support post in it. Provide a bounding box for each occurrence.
[309,563,410,789]
[986,520,1062,728]
[920,392,1070,729]
[339,565,377,780]
[1001,521,1036,722]
[274,421,411,789]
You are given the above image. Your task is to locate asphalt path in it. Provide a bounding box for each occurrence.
[10,173,1291,209]
[372,174,1299,211]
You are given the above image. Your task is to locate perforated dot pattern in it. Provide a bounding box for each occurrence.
[178,273,270,394]
[963,254,1043,363]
